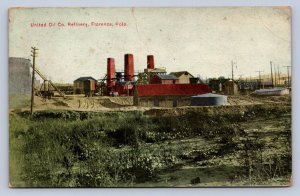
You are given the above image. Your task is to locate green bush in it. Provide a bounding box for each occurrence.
[9,107,291,187]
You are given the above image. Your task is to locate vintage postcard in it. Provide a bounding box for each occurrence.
[9,7,291,187]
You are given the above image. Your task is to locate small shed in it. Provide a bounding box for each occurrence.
[209,78,228,93]
[169,71,195,84]
[223,80,239,95]
[150,74,179,84]
[73,76,97,96]
[191,93,228,106]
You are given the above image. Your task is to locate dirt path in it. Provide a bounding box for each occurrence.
[10,94,291,113]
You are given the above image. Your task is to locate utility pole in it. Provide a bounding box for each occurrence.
[273,63,277,87]
[270,61,274,87]
[231,60,234,80]
[277,65,281,86]
[256,70,264,89]
[30,47,38,114]
[273,64,277,87]
[283,66,291,88]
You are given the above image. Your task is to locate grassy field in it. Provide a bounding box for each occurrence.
[9,105,291,187]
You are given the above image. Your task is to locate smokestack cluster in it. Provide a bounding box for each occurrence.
[147,55,155,69]
[107,54,155,85]
[107,58,116,87]
[124,54,135,81]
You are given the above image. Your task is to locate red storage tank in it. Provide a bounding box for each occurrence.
[124,54,134,81]
[107,58,116,87]
[147,55,155,69]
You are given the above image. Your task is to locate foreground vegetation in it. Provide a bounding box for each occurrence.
[10,105,291,187]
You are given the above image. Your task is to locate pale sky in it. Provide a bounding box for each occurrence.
[9,7,291,83]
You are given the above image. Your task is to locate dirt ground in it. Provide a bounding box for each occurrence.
[227,94,291,105]
[10,94,291,113]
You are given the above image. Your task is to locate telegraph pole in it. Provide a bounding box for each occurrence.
[270,61,274,87]
[283,66,291,88]
[30,47,38,114]
[256,70,264,89]
[273,63,277,86]
[231,60,234,80]
[277,65,281,86]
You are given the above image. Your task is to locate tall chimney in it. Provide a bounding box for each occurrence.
[107,58,116,87]
[147,55,155,69]
[124,54,134,81]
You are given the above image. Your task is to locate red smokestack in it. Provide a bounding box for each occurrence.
[107,58,116,87]
[124,54,134,81]
[147,55,154,69]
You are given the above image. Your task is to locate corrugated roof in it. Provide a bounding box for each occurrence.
[169,71,194,78]
[135,84,211,97]
[74,76,97,82]
[157,74,178,80]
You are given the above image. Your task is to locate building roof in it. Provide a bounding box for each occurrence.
[156,74,178,80]
[191,93,227,98]
[135,84,211,97]
[169,71,194,78]
[74,76,97,82]
[145,67,167,73]
[223,79,238,85]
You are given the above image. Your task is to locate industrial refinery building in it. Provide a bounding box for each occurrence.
[133,83,211,107]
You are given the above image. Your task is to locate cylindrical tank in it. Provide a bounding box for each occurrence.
[124,54,134,81]
[191,93,227,106]
[147,55,155,69]
[107,58,116,87]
